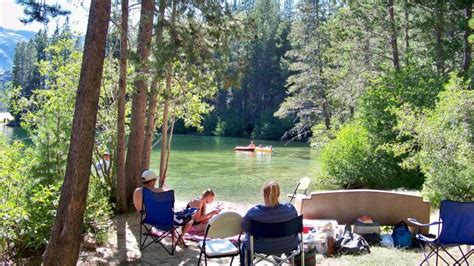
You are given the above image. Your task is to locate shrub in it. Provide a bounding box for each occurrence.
[416,76,474,206]
[321,122,381,188]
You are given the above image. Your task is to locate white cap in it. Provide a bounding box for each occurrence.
[141,170,157,182]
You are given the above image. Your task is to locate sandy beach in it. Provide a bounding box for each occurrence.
[78,200,253,265]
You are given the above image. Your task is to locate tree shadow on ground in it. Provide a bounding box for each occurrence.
[110,211,238,265]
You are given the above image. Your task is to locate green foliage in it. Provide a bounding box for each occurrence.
[2,34,115,260]
[320,122,381,188]
[320,120,424,189]
[84,175,113,246]
[17,38,79,182]
[0,136,58,257]
[396,75,473,207]
[213,111,248,137]
[0,137,32,259]
[208,0,291,140]
[21,182,60,252]
[253,110,292,140]
[325,66,443,190]
[359,66,444,145]
[310,123,334,150]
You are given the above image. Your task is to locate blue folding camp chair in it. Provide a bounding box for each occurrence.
[408,200,474,265]
[140,188,191,255]
[248,215,304,265]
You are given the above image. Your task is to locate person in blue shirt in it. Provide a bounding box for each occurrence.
[240,181,299,265]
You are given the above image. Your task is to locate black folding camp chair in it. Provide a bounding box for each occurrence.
[408,200,474,265]
[248,215,304,265]
[139,188,188,255]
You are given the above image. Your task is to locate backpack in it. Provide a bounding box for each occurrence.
[392,221,412,248]
[336,225,370,255]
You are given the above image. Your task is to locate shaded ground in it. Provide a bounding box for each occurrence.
[79,201,472,265]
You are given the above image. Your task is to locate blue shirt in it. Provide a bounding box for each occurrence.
[242,202,299,255]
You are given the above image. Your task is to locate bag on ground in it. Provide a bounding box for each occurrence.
[336,225,370,255]
[353,216,381,244]
[391,221,412,248]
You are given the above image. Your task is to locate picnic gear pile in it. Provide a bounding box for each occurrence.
[302,215,417,259]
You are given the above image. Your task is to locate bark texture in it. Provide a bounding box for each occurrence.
[116,0,128,213]
[159,0,177,188]
[388,0,400,70]
[42,1,111,265]
[124,0,154,202]
[462,3,472,73]
[143,0,167,171]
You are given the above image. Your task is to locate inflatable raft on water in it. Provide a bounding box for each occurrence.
[255,147,273,153]
[235,146,255,151]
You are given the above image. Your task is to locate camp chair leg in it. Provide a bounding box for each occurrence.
[230,255,235,265]
[454,246,473,265]
[139,221,143,250]
[198,250,203,265]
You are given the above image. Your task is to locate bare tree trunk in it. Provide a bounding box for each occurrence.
[404,0,409,62]
[159,0,176,189]
[116,0,128,213]
[434,0,445,75]
[462,3,472,74]
[42,1,111,264]
[124,0,154,202]
[163,115,176,178]
[388,0,400,70]
[142,0,167,171]
[142,79,158,171]
[159,66,171,188]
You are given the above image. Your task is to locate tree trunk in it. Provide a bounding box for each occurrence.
[404,0,409,61]
[434,0,445,75]
[116,0,128,213]
[42,1,111,265]
[142,78,158,171]
[388,0,400,70]
[462,3,472,74]
[159,0,176,189]
[124,0,154,202]
[159,67,171,188]
[142,0,167,171]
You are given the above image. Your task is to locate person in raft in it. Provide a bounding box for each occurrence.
[248,140,256,148]
[133,170,194,245]
[240,181,299,265]
[187,189,221,232]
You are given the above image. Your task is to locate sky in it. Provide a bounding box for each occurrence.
[0,0,90,34]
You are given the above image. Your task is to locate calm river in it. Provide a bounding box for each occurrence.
[1,123,319,204]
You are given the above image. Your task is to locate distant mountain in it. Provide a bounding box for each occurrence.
[0,27,36,74]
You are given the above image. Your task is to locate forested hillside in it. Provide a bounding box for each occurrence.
[0,27,35,73]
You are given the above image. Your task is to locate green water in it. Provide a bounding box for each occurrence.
[0,124,29,142]
[1,122,320,204]
[150,135,320,204]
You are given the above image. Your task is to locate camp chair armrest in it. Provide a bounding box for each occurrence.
[407,218,440,228]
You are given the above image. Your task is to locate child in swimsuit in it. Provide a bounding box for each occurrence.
[186,189,221,232]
